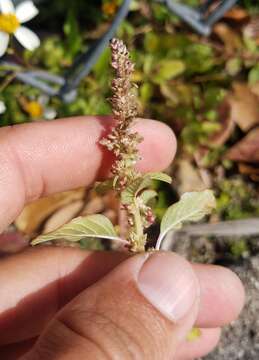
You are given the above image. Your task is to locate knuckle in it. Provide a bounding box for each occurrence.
[55,300,170,359]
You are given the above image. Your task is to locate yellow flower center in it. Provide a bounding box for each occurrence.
[102,2,117,16]
[25,101,43,118]
[0,13,20,34]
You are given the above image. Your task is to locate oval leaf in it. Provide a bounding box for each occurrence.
[121,172,172,205]
[156,190,216,249]
[31,214,122,245]
[139,189,157,205]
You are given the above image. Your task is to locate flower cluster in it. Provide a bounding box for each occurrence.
[100,38,156,251]
[100,39,142,190]
[0,0,40,57]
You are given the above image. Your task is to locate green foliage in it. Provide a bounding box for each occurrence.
[217,178,259,220]
[157,190,216,248]
[63,8,83,59]
[120,172,172,206]
[31,214,121,245]
[1,0,259,229]
[230,239,249,259]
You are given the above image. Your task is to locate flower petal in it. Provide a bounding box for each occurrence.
[0,0,15,13]
[14,26,40,51]
[0,100,6,114]
[15,1,39,23]
[0,31,9,57]
[44,108,57,120]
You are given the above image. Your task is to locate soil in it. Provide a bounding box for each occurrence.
[206,255,259,360]
[162,233,259,359]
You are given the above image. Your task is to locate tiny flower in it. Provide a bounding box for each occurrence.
[20,95,57,120]
[102,1,118,17]
[0,0,40,57]
[0,99,6,114]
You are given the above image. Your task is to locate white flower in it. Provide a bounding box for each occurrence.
[0,0,40,57]
[0,100,6,114]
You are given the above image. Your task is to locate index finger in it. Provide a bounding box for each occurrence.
[0,116,176,232]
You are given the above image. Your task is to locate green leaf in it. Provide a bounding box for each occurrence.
[147,172,172,184]
[31,214,122,245]
[121,172,172,205]
[63,8,83,58]
[153,60,186,84]
[139,189,157,205]
[248,64,259,85]
[157,190,216,248]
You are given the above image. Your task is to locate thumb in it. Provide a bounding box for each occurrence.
[24,252,200,360]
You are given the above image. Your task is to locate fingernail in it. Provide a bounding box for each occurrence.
[137,252,198,322]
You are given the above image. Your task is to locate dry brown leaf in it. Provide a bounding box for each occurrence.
[209,102,235,146]
[228,83,259,132]
[226,127,259,163]
[250,174,259,182]
[102,209,117,224]
[213,23,243,54]
[238,163,259,175]
[224,6,248,21]
[15,188,85,234]
[43,200,84,234]
[238,163,259,182]
[81,196,105,216]
[176,159,207,195]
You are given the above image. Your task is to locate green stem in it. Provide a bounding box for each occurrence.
[131,200,145,251]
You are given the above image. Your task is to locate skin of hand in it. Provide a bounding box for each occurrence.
[0,116,245,360]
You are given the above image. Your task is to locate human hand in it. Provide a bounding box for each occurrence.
[0,116,244,359]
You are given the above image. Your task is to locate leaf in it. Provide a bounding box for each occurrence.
[153,60,186,84]
[249,65,259,85]
[121,172,172,205]
[15,189,85,234]
[226,57,242,76]
[226,126,259,163]
[156,190,216,249]
[31,214,123,245]
[176,159,207,195]
[228,83,259,132]
[63,8,83,58]
[208,101,235,146]
[139,190,157,205]
[224,6,248,21]
[147,172,172,184]
[43,200,84,234]
[213,23,243,54]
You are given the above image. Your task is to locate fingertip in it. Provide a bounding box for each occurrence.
[134,119,177,172]
[194,264,245,327]
[217,265,245,322]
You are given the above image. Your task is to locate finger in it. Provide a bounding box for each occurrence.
[0,116,176,231]
[0,248,244,345]
[24,252,200,360]
[0,248,128,345]
[0,338,36,360]
[193,263,245,328]
[175,327,221,360]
